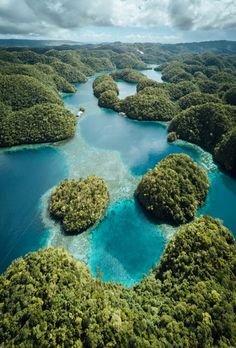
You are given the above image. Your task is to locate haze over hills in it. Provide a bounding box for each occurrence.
[0,1,236,347]
[0,39,82,48]
[1,39,236,54]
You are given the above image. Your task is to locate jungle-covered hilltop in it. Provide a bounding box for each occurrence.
[0,44,236,174]
[0,216,235,347]
[135,154,209,224]
[0,41,236,347]
[49,177,109,234]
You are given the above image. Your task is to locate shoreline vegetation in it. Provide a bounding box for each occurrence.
[0,46,235,176]
[0,216,235,347]
[135,154,209,225]
[92,53,236,176]
[49,177,109,234]
[0,41,235,347]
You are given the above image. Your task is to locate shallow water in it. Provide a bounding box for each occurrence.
[0,67,235,286]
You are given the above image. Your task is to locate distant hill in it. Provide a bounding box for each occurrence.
[0,39,235,55]
[160,40,236,55]
[0,39,81,48]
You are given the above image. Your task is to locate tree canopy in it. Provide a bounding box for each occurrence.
[136,154,209,225]
[49,176,109,234]
[0,103,76,147]
[0,216,235,347]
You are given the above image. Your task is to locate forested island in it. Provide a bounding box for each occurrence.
[91,51,236,175]
[136,154,209,224]
[0,40,235,347]
[0,216,235,347]
[49,177,109,234]
[0,43,236,173]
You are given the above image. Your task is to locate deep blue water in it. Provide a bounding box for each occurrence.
[0,67,235,286]
[0,147,67,273]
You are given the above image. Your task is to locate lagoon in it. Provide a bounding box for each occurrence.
[0,67,235,285]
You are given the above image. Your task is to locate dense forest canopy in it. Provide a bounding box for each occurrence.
[0,103,76,147]
[49,177,109,234]
[0,216,235,347]
[136,154,209,225]
[0,41,235,347]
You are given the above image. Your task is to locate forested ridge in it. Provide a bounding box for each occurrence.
[0,42,235,347]
[0,216,235,347]
[0,48,147,147]
[92,52,236,175]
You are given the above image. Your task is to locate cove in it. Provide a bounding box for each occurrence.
[0,67,235,286]
[60,68,236,285]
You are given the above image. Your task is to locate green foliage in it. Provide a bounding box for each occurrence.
[178,92,222,110]
[196,78,219,94]
[138,86,170,98]
[136,154,209,224]
[0,61,76,94]
[223,86,236,105]
[0,50,21,63]
[50,60,87,83]
[0,74,62,110]
[45,49,94,76]
[154,216,236,347]
[136,78,161,92]
[1,216,235,347]
[169,102,236,152]
[80,56,114,72]
[214,128,236,175]
[211,71,236,84]
[167,131,178,142]
[0,103,76,147]
[161,61,187,82]
[14,50,54,65]
[170,71,193,83]
[166,81,199,101]
[98,90,120,109]
[94,80,119,99]
[120,92,178,121]
[14,50,88,83]
[93,75,120,110]
[112,53,147,69]
[92,74,111,88]
[49,176,109,234]
[111,68,146,83]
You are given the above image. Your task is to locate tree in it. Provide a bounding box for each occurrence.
[135,154,209,224]
[49,177,109,234]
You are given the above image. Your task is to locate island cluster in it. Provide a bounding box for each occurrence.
[0,42,235,347]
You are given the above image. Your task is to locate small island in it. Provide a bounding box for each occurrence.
[135,154,209,224]
[49,176,109,234]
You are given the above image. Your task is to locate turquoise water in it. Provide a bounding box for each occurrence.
[0,67,235,286]
[90,200,165,286]
[0,147,67,273]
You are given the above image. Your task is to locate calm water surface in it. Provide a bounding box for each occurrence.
[0,67,235,285]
